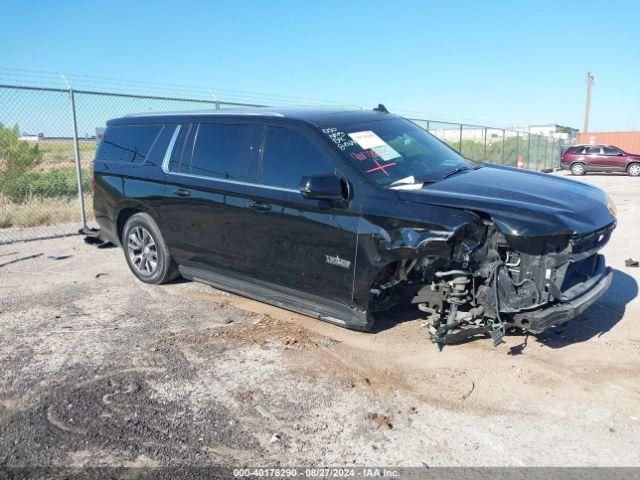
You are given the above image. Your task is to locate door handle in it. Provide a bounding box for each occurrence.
[248,201,271,211]
[173,188,191,197]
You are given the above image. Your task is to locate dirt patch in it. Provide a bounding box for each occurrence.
[364,412,394,430]
[153,310,337,354]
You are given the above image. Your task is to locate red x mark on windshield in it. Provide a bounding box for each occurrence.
[366,159,397,176]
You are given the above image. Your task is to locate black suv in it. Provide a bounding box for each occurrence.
[92,107,616,348]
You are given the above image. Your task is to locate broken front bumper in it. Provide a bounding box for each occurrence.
[517,256,612,334]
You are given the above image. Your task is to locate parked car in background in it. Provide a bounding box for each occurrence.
[561,144,640,176]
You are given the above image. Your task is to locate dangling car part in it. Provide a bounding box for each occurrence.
[368,220,614,350]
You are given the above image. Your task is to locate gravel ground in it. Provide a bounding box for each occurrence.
[0,171,639,468]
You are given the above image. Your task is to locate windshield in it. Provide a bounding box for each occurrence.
[322,118,473,187]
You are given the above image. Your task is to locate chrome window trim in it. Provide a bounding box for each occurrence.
[161,125,182,174]
[126,110,284,118]
[166,170,300,194]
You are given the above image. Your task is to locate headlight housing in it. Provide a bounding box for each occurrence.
[606,193,617,219]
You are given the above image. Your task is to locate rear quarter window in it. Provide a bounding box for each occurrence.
[96,125,162,164]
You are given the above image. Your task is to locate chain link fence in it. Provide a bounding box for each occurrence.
[409,119,566,169]
[0,83,567,245]
[0,85,256,244]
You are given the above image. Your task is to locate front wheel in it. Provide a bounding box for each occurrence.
[570,163,586,176]
[122,212,180,284]
[627,163,640,177]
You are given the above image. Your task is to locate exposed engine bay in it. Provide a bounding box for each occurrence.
[369,220,615,350]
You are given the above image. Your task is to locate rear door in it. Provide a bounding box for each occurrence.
[584,145,607,169]
[602,145,627,171]
[93,123,167,241]
[160,121,262,275]
[241,124,360,305]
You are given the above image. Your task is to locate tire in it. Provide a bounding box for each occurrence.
[122,212,180,284]
[570,163,586,176]
[627,162,640,177]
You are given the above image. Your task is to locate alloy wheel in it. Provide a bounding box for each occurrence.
[127,226,158,276]
[628,164,640,176]
[571,164,585,175]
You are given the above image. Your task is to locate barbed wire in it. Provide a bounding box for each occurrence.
[0,67,525,128]
[0,68,356,107]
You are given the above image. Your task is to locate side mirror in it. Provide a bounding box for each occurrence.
[299,173,345,201]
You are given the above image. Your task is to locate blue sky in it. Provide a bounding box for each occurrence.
[1,0,639,131]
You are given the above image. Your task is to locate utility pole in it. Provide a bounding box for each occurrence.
[583,72,595,133]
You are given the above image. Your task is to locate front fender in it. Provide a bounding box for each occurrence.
[351,203,486,309]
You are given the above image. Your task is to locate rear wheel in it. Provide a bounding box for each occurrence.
[627,163,640,177]
[122,212,179,284]
[570,163,586,176]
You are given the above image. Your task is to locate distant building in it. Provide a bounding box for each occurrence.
[18,133,43,142]
[427,124,574,144]
[528,124,578,142]
[427,126,527,144]
[95,127,106,145]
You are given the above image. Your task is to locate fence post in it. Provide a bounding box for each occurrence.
[458,124,463,153]
[526,134,531,169]
[483,127,488,161]
[515,132,519,166]
[536,135,541,171]
[501,129,506,163]
[209,89,221,110]
[426,120,430,132]
[544,138,549,170]
[61,74,87,230]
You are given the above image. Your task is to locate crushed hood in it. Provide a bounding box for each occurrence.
[395,164,615,237]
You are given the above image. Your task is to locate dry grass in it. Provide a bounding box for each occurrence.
[0,194,94,228]
[35,141,96,172]
[0,139,96,231]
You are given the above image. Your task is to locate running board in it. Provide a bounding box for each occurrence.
[179,264,372,331]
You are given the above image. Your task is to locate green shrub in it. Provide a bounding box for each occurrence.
[4,168,90,203]
[0,123,42,190]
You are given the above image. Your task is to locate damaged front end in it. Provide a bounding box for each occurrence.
[368,218,615,350]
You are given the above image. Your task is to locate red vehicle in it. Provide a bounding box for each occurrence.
[561,144,640,176]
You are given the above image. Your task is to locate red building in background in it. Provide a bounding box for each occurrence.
[576,131,640,154]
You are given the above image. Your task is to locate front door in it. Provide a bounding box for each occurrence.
[242,124,360,306]
[602,145,627,171]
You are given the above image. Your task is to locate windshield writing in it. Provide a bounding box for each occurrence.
[323,118,471,186]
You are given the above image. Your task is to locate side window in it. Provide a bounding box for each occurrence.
[96,125,162,164]
[188,123,259,181]
[586,146,602,155]
[261,126,335,189]
[573,146,586,154]
[603,146,622,156]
